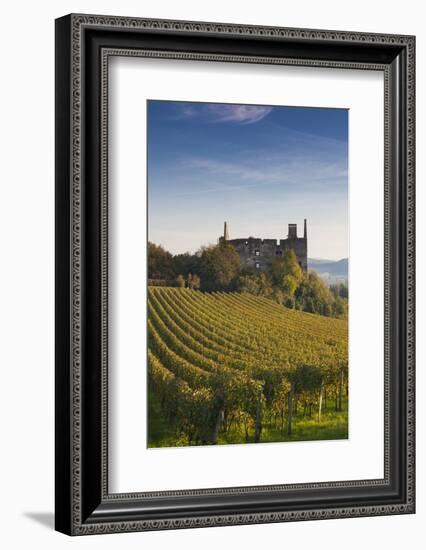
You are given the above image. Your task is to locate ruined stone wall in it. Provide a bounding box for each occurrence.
[221,235,307,273]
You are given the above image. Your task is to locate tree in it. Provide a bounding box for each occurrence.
[172,252,201,279]
[282,274,299,298]
[176,274,186,288]
[339,283,349,299]
[198,242,241,291]
[258,272,273,297]
[271,249,304,287]
[295,271,334,316]
[236,274,262,295]
[333,295,348,318]
[187,273,201,290]
[148,242,174,280]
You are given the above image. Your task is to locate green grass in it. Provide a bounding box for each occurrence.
[218,403,348,446]
[147,389,179,448]
[148,392,348,448]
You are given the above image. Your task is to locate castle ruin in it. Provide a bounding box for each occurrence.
[219,220,308,273]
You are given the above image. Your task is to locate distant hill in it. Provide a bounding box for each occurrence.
[309,258,348,284]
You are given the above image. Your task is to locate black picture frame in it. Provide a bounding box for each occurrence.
[55,13,415,535]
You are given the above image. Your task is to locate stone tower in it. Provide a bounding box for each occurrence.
[223,221,229,241]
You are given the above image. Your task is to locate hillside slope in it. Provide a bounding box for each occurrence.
[147,287,348,446]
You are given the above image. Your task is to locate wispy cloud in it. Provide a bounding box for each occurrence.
[175,102,273,124]
[182,156,347,189]
[186,158,281,182]
[206,104,273,124]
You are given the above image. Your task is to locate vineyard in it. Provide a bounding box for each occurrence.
[147,287,348,447]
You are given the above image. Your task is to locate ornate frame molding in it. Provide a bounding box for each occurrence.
[55,14,415,536]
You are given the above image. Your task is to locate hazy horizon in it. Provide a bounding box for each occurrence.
[147,100,349,261]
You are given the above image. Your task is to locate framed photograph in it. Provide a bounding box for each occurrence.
[55,14,415,535]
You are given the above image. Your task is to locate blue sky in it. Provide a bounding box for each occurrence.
[147,100,348,260]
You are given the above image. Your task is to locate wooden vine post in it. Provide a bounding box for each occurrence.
[287,383,294,435]
[338,367,344,412]
[318,379,325,422]
[254,389,263,443]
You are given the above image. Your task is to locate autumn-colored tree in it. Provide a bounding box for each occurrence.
[271,249,304,287]
[176,274,186,288]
